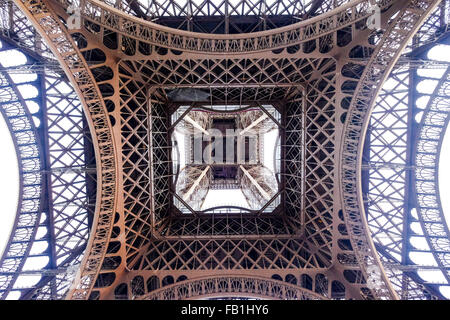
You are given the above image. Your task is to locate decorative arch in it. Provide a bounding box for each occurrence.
[137,276,328,300]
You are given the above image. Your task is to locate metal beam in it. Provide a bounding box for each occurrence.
[182,165,210,201]
[184,114,210,136]
[240,165,271,201]
[240,114,268,136]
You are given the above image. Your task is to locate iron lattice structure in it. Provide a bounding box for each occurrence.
[0,0,448,300]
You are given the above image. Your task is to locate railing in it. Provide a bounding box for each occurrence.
[53,0,396,54]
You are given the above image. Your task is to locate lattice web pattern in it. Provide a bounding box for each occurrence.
[4,0,449,300]
[136,238,325,271]
[126,57,330,90]
[301,67,335,262]
[366,67,410,262]
[0,0,102,299]
[119,73,153,264]
[114,0,348,34]
[30,73,93,299]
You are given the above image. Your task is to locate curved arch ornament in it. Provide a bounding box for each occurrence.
[0,69,43,299]
[414,65,450,283]
[58,0,397,54]
[12,0,118,300]
[359,3,450,299]
[340,0,443,300]
[112,0,349,34]
[137,276,328,300]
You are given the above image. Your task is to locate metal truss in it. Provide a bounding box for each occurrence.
[415,65,450,283]
[0,51,43,299]
[363,64,442,299]
[115,0,347,34]
[8,0,117,300]
[175,165,210,211]
[0,4,94,299]
[2,0,448,301]
[62,0,397,55]
[136,275,327,300]
[340,0,443,300]
[113,270,351,299]
[361,2,450,299]
[26,71,93,300]
[133,237,330,272]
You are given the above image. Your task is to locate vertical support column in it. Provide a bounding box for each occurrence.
[147,88,156,230]
[279,101,287,218]
[301,87,307,232]
[225,0,229,34]
[400,49,426,299]
[361,117,371,217]
[82,114,97,231]
[8,0,13,32]
[37,71,58,298]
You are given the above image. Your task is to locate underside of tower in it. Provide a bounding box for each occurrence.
[0,0,449,300]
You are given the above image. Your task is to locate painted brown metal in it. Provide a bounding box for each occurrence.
[3,0,447,300]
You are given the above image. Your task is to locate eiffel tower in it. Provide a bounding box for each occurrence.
[0,0,449,300]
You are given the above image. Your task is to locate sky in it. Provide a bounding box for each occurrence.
[0,43,23,258]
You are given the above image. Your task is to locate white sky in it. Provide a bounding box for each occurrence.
[263,128,279,174]
[201,189,249,209]
[440,127,450,225]
[0,43,23,258]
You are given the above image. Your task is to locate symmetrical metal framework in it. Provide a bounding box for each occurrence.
[137,275,328,300]
[0,0,449,300]
[0,2,94,299]
[170,103,280,212]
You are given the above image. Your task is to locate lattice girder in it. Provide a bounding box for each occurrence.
[10,0,445,300]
